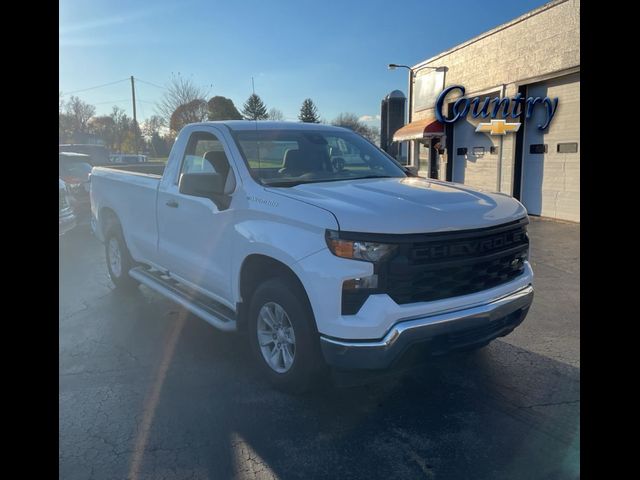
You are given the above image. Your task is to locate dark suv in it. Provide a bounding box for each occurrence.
[59,152,92,223]
[59,144,110,166]
[59,179,76,236]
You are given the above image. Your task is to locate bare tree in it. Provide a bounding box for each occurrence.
[59,113,74,143]
[331,113,379,143]
[65,96,96,134]
[268,108,285,121]
[141,115,166,139]
[88,116,116,150]
[109,106,132,152]
[367,125,381,146]
[156,73,210,124]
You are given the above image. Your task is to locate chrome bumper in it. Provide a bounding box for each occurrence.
[320,285,534,369]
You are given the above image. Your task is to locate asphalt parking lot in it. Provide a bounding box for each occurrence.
[59,217,580,480]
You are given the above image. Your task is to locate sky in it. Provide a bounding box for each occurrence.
[60,0,549,127]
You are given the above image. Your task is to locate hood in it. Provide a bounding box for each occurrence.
[268,177,527,234]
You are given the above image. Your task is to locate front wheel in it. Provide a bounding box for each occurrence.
[248,277,325,393]
[105,225,139,290]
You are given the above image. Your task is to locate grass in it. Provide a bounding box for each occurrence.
[248,159,283,169]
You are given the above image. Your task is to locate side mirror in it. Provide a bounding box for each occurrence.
[405,166,419,177]
[179,172,230,210]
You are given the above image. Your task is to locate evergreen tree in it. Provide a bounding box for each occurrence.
[241,93,268,120]
[298,98,320,123]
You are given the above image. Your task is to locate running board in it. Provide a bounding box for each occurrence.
[129,267,237,332]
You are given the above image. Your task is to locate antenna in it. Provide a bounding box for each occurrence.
[252,77,262,183]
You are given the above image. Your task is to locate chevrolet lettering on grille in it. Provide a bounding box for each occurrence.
[412,230,526,261]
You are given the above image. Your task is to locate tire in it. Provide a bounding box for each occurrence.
[248,277,325,393]
[105,224,139,290]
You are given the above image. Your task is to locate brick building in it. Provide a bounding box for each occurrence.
[393,0,580,222]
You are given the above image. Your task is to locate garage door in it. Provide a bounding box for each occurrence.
[521,72,580,222]
[451,91,500,191]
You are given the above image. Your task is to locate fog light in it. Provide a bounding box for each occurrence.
[343,274,378,290]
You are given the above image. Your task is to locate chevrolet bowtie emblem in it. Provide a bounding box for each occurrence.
[475,119,521,135]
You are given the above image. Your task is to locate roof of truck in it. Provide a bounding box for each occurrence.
[193,121,349,132]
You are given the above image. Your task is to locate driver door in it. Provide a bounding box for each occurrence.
[156,128,237,306]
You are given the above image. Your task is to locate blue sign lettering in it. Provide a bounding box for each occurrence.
[435,85,559,130]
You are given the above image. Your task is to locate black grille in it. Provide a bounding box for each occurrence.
[382,219,528,305]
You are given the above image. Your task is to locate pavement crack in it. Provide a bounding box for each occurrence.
[60,289,114,321]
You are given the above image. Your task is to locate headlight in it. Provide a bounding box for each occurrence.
[325,230,397,262]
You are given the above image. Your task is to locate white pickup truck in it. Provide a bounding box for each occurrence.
[91,121,534,391]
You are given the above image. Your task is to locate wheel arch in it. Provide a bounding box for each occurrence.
[99,207,121,238]
[237,254,315,334]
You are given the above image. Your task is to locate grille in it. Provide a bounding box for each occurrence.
[382,219,528,305]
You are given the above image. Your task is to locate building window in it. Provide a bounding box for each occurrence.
[418,142,429,172]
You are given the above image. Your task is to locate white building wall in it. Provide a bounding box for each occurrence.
[410,0,580,204]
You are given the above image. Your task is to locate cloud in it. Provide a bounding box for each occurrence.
[59,3,181,35]
[359,114,381,123]
[59,4,184,48]
[60,33,165,47]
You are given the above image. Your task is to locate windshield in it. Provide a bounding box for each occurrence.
[234,129,407,186]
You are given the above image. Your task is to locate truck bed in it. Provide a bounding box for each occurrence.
[97,162,166,177]
[90,163,165,255]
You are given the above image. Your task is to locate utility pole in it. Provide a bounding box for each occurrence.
[130,76,138,154]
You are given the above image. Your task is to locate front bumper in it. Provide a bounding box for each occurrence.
[59,210,77,236]
[320,284,533,369]
[68,196,91,224]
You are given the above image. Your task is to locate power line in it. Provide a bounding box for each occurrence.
[61,78,130,96]
[134,78,167,90]
[92,99,131,105]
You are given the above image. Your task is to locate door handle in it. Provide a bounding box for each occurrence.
[165,200,179,208]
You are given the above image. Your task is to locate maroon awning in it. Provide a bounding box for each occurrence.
[393,117,444,142]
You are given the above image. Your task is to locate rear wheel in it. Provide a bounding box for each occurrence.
[248,277,325,393]
[105,225,139,290]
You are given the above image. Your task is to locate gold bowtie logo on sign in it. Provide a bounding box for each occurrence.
[475,119,521,135]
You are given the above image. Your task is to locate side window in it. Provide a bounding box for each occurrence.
[182,155,215,174]
[179,131,231,179]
